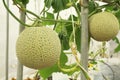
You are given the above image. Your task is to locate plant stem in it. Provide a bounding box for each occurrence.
[16,6,26,80]
[53,12,59,30]
[3,0,80,28]
[72,0,81,23]
[5,0,9,80]
[25,9,40,19]
[80,0,89,80]
[39,18,77,23]
[2,0,31,27]
[3,0,79,27]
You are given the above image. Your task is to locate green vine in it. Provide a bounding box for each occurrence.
[3,0,79,28]
[3,0,31,27]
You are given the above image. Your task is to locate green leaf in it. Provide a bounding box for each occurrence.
[12,0,29,8]
[52,0,69,13]
[114,9,120,23]
[104,3,119,12]
[38,64,60,79]
[105,5,114,11]
[58,32,70,50]
[55,15,79,50]
[14,0,29,5]
[60,51,68,67]
[42,12,55,25]
[55,23,63,33]
[65,15,78,37]
[38,51,67,79]
[114,44,120,53]
[90,60,97,64]
[101,0,114,3]
[21,0,29,5]
[17,0,22,1]
[66,15,81,51]
[88,1,96,14]
[44,0,53,8]
[56,23,70,50]
[113,37,120,44]
[59,52,80,75]
[77,3,81,12]
[61,36,70,50]
[75,27,81,52]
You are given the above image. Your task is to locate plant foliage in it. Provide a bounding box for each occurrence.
[3,0,120,79]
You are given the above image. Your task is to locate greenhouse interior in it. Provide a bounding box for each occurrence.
[1,0,120,80]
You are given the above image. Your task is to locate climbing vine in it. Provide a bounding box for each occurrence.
[3,0,120,80]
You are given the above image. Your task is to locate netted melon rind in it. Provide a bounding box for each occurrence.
[16,27,61,69]
[89,12,119,41]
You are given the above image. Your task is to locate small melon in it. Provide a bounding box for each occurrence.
[89,12,119,41]
[16,27,61,69]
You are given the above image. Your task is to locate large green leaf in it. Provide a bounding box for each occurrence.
[38,63,60,79]
[51,0,69,12]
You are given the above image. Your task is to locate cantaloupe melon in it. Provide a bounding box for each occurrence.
[89,12,119,41]
[16,27,61,69]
